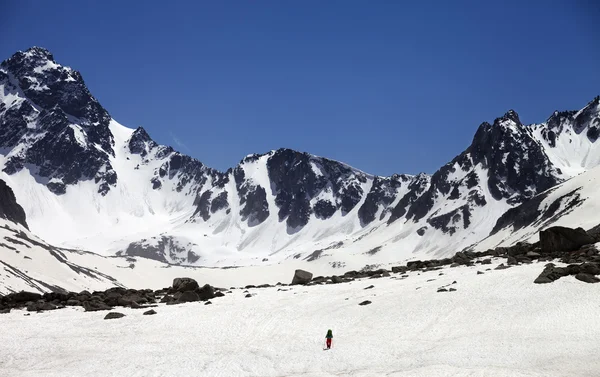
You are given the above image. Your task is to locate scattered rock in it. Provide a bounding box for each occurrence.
[10,291,42,304]
[477,271,484,275]
[83,300,113,312]
[171,277,200,293]
[176,291,200,304]
[104,312,125,320]
[364,285,375,290]
[481,259,492,265]
[143,309,157,315]
[540,226,595,253]
[245,294,253,298]
[507,256,518,265]
[575,273,600,284]
[26,300,57,312]
[197,284,216,301]
[291,269,313,285]
[359,300,372,306]
[205,301,212,305]
[495,264,510,270]
[534,264,569,284]
[449,288,457,292]
[331,276,343,284]
[437,288,448,292]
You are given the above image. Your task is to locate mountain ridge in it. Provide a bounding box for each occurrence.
[0,46,599,268]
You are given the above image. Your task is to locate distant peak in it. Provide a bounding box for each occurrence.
[23,46,54,60]
[501,109,521,124]
[132,126,151,139]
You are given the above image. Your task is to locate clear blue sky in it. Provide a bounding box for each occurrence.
[2,1,599,176]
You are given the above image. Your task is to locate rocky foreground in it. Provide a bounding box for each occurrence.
[1,225,599,318]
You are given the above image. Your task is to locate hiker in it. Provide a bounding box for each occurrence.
[325,329,333,349]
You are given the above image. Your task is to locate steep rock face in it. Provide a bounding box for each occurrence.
[0,179,28,229]
[387,110,565,238]
[266,149,370,229]
[0,47,116,195]
[358,174,413,226]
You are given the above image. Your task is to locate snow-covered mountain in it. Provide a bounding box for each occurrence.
[0,46,599,270]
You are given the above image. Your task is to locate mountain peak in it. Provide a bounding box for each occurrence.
[500,109,521,124]
[22,46,55,61]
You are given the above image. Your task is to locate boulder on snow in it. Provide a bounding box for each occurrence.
[197,284,215,301]
[575,273,600,284]
[143,309,157,315]
[534,264,569,284]
[104,312,126,320]
[176,291,200,304]
[10,291,42,304]
[83,300,113,312]
[26,300,57,312]
[359,300,372,306]
[540,226,595,253]
[171,278,199,293]
[291,269,313,285]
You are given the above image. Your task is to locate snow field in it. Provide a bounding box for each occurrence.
[1,262,599,377]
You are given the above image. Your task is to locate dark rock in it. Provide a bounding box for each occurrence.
[495,264,510,270]
[579,262,600,276]
[477,271,484,275]
[83,300,113,312]
[196,284,215,301]
[0,179,29,229]
[359,300,372,306]
[449,288,457,292]
[27,300,57,312]
[437,288,448,292]
[205,301,212,305]
[575,273,600,283]
[507,256,518,265]
[214,291,225,298]
[0,308,10,314]
[10,291,42,304]
[291,269,313,285]
[540,226,595,253]
[176,291,200,303]
[143,309,157,315]
[481,259,492,265]
[534,264,569,284]
[171,278,199,293]
[104,312,125,320]
[245,294,252,298]
[331,276,343,284]
[364,285,375,290]
[391,266,407,273]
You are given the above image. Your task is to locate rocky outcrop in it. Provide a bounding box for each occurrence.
[291,269,313,285]
[0,179,28,229]
[540,226,595,253]
[0,278,223,313]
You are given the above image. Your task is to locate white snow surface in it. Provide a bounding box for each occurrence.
[1,262,599,377]
[475,163,600,250]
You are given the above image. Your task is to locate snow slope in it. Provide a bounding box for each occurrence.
[473,163,600,251]
[1,262,599,377]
